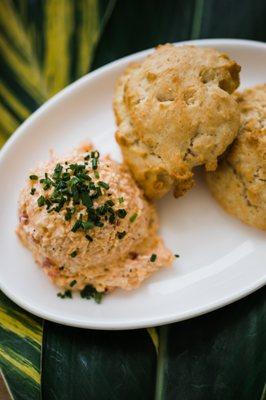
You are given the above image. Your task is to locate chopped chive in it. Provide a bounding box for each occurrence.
[30,187,36,195]
[98,181,109,190]
[175,254,180,258]
[117,209,127,218]
[94,220,104,227]
[130,213,138,223]
[80,284,104,303]
[65,208,73,221]
[70,250,78,258]
[91,150,100,159]
[83,221,94,230]
[81,191,93,208]
[85,234,93,242]
[62,172,70,181]
[57,290,72,299]
[94,292,103,304]
[45,198,52,209]
[29,175,38,180]
[118,197,124,204]
[92,158,98,170]
[150,254,157,262]
[31,149,125,242]
[70,280,77,287]
[71,220,82,232]
[117,231,126,239]
[37,195,45,207]
[54,163,63,173]
[109,214,115,224]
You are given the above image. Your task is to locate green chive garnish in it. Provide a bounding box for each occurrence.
[117,209,127,218]
[94,291,103,304]
[92,158,98,170]
[70,280,77,287]
[83,221,94,230]
[37,195,45,207]
[91,151,100,159]
[70,250,78,258]
[29,175,38,180]
[57,290,72,299]
[130,213,138,223]
[30,188,36,195]
[80,284,104,304]
[117,231,126,239]
[150,254,157,262]
[32,149,129,244]
[99,181,109,190]
[71,220,82,232]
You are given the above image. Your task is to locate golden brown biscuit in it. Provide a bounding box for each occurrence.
[206,84,266,230]
[114,44,241,199]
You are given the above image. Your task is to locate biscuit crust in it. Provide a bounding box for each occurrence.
[114,44,241,199]
[206,84,266,230]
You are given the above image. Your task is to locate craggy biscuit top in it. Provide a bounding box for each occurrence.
[114,44,241,199]
[207,84,266,230]
[17,145,173,296]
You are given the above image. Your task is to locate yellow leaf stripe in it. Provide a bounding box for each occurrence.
[0,306,42,348]
[0,103,19,139]
[0,0,47,104]
[147,327,159,353]
[76,0,99,77]
[0,81,30,121]
[44,0,75,96]
[0,346,40,384]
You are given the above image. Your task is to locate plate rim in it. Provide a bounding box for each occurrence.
[0,38,265,330]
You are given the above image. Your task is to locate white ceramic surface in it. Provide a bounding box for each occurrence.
[0,39,265,330]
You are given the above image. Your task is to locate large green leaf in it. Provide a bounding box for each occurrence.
[42,288,266,400]
[155,287,266,400]
[42,324,157,400]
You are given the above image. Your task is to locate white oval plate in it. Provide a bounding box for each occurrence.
[0,39,265,330]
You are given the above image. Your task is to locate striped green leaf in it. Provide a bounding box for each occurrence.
[0,0,115,144]
[42,288,266,400]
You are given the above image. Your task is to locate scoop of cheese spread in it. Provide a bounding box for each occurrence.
[17,145,173,294]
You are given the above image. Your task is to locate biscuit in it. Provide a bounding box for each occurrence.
[206,84,266,230]
[114,44,241,198]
